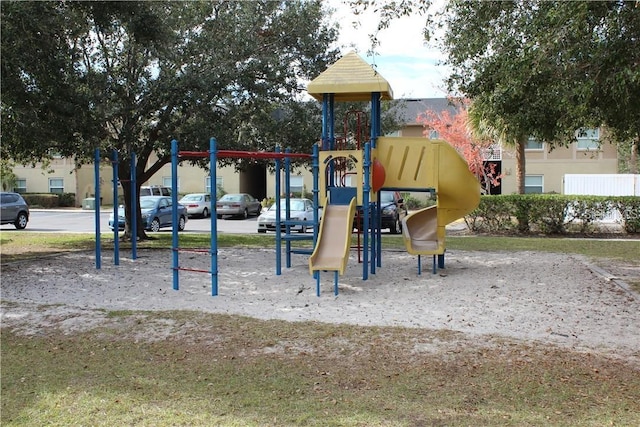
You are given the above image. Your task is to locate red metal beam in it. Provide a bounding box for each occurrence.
[179,150,312,160]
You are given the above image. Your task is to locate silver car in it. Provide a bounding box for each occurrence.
[216,193,262,219]
[179,193,212,218]
[257,198,318,233]
[0,192,29,229]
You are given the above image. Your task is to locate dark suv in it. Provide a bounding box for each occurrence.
[0,192,30,229]
[354,191,408,234]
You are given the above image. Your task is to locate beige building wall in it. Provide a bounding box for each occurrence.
[9,102,621,203]
[11,158,118,206]
[500,141,619,194]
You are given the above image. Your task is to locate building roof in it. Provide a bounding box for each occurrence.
[307,51,394,102]
[396,98,461,125]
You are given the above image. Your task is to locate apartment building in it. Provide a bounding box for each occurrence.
[398,98,619,194]
[7,98,620,204]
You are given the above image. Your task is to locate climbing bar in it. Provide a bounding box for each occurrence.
[179,150,311,160]
[174,267,211,274]
[174,248,212,254]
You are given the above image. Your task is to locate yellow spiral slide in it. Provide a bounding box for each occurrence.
[375,136,480,255]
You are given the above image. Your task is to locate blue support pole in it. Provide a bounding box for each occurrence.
[94,149,101,269]
[322,94,330,151]
[362,142,371,280]
[375,190,381,269]
[210,137,218,296]
[329,95,335,151]
[112,150,119,266]
[370,92,382,271]
[372,92,381,148]
[275,146,282,275]
[334,271,339,296]
[284,149,292,268]
[130,152,137,260]
[418,255,422,275]
[312,144,320,244]
[171,140,179,290]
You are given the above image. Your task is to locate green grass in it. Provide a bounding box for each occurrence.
[2,231,639,263]
[2,312,639,426]
[2,232,639,426]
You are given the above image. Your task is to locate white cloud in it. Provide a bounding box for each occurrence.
[327,0,450,99]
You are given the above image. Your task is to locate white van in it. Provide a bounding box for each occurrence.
[139,186,172,197]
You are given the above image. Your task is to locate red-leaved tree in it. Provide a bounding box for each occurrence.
[417,100,500,194]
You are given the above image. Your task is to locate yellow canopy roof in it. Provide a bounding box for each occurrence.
[307,51,394,102]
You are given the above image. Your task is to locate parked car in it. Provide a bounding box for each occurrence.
[109,196,188,232]
[216,193,262,219]
[354,190,407,234]
[0,192,29,229]
[257,198,319,233]
[179,193,211,218]
[139,185,171,197]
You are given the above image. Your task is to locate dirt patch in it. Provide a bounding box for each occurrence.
[1,248,639,365]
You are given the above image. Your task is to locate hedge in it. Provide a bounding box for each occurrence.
[21,193,76,208]
[465,194,640,235]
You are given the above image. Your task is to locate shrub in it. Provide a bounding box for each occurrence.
[22,193,59,208]
[58,192,76,207]
[466,195,514,233]
[528,195,571,234]
[402,193,430,210]
[615,196,640,234]
[465,194,639,235]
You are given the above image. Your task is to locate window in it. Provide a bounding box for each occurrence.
[576,128,599,150]
[206,176,223,193]
[524,175,543,194]
[48,178,64,194]
[289,176,304,196]
[13,179,27,193]
[482,144,502,161]
[525,137,543,150]
[162,177,179,191]
[428,129,439,140]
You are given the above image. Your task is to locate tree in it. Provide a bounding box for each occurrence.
[439,1,640,184]
[350,1,640,180]
[0,159,18,191]
[2,0,340,239]
[417,99,500,194]
[466,100,528,194]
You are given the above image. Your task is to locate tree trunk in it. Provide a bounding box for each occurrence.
[629,137,638,174]
[515,136,526,194]
[118,163,149,241]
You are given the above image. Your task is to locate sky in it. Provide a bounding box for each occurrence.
[327,0,450,100]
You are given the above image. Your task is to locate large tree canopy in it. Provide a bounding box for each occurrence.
[2,0,340,237]
[438,0,640,191]
[440,0,640,145]
[351,0,640,190]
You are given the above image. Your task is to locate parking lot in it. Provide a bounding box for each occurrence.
[2,209,260,234]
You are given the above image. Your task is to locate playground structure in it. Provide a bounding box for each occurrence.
[95,51,480,297]
[306,51,480,293]
[166,51,480,297]
[172,139,319,296]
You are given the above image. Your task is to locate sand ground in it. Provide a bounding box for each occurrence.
[1,246,638,365]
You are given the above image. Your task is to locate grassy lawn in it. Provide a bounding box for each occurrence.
[2,231,639,263]
[1,232,639,426]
